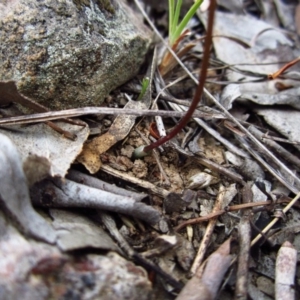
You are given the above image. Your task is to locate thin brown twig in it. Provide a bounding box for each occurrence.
[251,191,300,247]
[0,106,219,125]
[174,199,289,232]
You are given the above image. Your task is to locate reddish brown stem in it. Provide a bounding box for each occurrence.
[143,0,216,153]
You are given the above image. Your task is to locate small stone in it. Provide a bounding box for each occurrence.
[0,0,152,110]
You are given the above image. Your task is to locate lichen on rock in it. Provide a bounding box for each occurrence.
[0,0,152,110]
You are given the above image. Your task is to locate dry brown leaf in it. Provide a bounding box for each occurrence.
[77,102,148,173]
[78,51,156,173]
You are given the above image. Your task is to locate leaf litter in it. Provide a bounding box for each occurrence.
[1,0,300,299]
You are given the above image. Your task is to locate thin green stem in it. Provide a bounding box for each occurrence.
[143,0,216,153]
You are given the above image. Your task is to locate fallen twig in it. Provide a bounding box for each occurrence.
[234,185,252,300]
[174,198,294,232]
[67,169,147,201]
[31,178,162,226]
[101,164,170,198]
[0,106,221,125]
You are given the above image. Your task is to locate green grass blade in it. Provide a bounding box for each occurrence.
[171,0,182,45]
[169,0,175,44]
[137,77,150,101]
[173,0,203,44]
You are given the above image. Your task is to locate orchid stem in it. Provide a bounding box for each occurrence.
[134,0,216,159]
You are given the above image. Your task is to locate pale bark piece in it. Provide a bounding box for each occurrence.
[0,133,56,244]
[275,241,297,300]
[0,0,152,110]
[176,239,232,300]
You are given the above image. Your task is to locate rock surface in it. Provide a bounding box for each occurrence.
[0,0,152,110]
[0,221,153,300]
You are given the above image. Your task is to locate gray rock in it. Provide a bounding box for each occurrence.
[0,0,152,110]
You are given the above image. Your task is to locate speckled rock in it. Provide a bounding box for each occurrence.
[0,0,152,110]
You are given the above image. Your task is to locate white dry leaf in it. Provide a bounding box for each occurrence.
[217,0,244,14]
[200,10,299,94]
[255,108,300,152]
[187,172,219,189]
[222,84,300,110]
[255,253,276,280]
[240,87,300,110]
[200,199,214,217]
[273,0,296,31]
[0,133,56,243]
[0,121,89,178]
[248,281,273,300]
[50,209,119,252]
[221,183,237,208]
[260,1,280,27]
[203,10,293,64]
[256,276,275,298]
[251,181,271,203]
[220,84,241,110]
[224,151,244,167]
